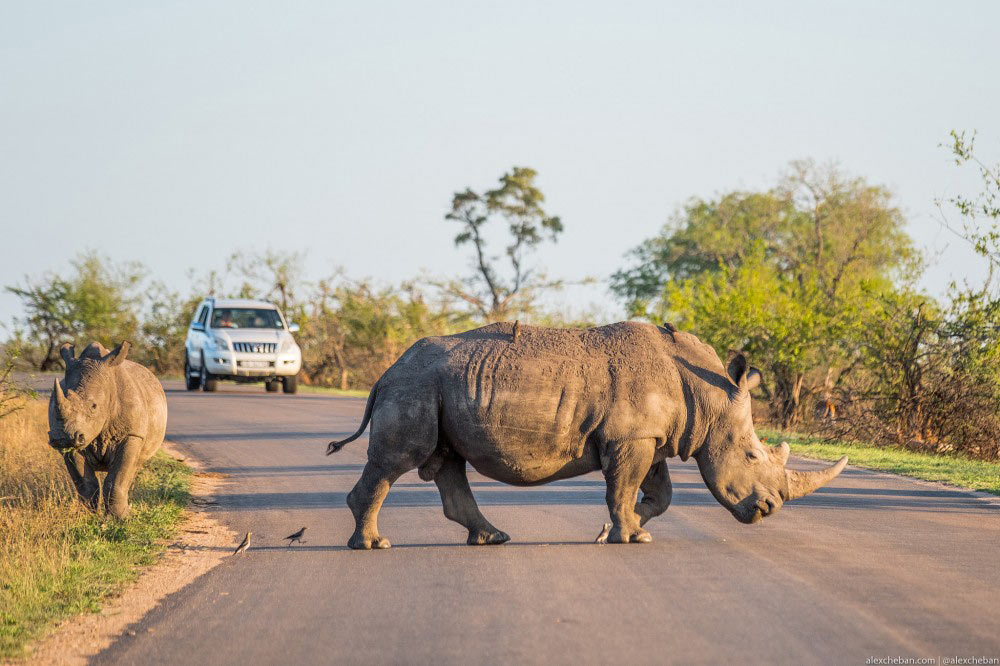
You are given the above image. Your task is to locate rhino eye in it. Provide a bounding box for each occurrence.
[91,402,98,410]
[746,450,761,462]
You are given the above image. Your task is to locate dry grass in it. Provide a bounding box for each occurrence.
[0,398,191,660]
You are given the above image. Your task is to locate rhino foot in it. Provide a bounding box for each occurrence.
[106,503,131,520]
[348,533,392,550]
[467,528,510,546]
[606,525,653,544]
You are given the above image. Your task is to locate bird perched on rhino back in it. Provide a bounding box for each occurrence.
[48,341,167,519]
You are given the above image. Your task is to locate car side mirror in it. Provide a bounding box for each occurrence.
[191,322,205,332]
[288,322,300,333]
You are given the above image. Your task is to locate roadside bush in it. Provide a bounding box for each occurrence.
[299,279,475,389]
[825,286,1000,460]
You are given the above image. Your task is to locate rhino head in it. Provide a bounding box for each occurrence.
[694,353,847,524]
[49,341,130,450]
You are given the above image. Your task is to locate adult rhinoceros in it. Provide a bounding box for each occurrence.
[327,321,846,549]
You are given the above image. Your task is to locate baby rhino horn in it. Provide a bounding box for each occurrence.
[53,378,68,411]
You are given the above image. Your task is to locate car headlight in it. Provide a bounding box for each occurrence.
[212,335,230,350]
[280,338,297,353]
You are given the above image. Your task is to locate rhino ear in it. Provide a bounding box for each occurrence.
[59,343,76,366]
[105,341,131,366]
[727,353,761,392]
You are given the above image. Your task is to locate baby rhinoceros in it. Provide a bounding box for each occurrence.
[48,341,167,518]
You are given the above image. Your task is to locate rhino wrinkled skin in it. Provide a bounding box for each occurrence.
[328,321,847,549]
[48,341,167,518]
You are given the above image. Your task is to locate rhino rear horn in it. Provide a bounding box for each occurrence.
[105,341,131,366]
[60,343,75,366]
[785,456,848,500]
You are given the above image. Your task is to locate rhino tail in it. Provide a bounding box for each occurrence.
[326,382,378,455]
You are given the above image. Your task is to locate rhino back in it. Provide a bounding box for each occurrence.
[116,360,168,457]
[385,321,703,482]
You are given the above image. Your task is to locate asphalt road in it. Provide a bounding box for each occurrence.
[92,381,1000,665]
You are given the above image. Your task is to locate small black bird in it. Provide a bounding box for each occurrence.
[284,527,307,547]
[233,531,252,555]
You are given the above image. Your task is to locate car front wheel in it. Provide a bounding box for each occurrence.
[200,354,218,392]
[282,375,298,394]
[185,353,201,391]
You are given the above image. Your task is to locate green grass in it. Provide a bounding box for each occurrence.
[0,452,192,660]
[759,428,1000,496]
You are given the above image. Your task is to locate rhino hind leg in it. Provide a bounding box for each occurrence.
[345,396,442,549]
[601,439,656,544]
[635,460,673,527]
[346,460,403,550]
[433,454,509,546]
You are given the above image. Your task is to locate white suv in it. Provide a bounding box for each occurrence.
[184,298,303,394]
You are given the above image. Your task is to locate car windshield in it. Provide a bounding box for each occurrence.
[210,308,284,329]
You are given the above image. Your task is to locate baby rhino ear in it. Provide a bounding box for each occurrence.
[105,341,131,366]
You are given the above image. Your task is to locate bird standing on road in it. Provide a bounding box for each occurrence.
[233,531,252,555]
[595,523,612,544]
[284,527,307,546]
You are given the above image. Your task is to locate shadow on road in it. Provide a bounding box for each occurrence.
[235,541,607,552]
[210,464,365,476]
[208,484,999,514]
[169,431,351,441]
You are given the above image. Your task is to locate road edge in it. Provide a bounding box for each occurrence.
[23,441,236,666]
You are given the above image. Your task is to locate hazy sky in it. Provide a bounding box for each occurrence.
[2,1,998,326]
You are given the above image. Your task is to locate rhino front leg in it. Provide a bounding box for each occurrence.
[62,450,100,511]
[434,454,509,546]
[601,438,655,544]
[103,436,143,519]
[635,460,672,527]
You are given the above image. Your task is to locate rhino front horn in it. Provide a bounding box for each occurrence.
[54,378,68,411]
[785,456,848,500]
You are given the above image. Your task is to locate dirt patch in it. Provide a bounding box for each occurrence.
[22,443,234,666]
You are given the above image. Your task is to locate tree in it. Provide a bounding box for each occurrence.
[227,249,307,317]
[613,161,916,427]
[140,282,202,375]
[5,252,145,370]
[441,167,564,320]
[940,130,1000,269]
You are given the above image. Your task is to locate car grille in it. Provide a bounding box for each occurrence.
[233,342,277,354]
